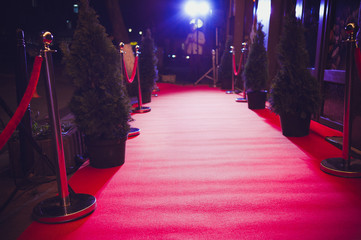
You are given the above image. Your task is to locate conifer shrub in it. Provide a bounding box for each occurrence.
[243,23,268,91]
[139,29,158,96]
[269,13,321,119]
[61,0,131,141]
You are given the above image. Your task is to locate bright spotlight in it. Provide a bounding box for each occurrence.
[184,1,197,17]
[184,1,211,17]
[199,2,210,15]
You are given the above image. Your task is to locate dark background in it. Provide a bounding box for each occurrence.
[0,0,227,76]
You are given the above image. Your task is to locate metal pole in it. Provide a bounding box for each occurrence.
[42,32,70,206]
[119,42,125,86]
[33,32,96,223]
[196,18,199,80]
[320,23,361,178]
[133,45,151,113]
[226,46,235,94]
[212,49,216,87]
[119,42,140,138]
[15,29,34,177]
[341,23,357,165]
[236,42,248,102]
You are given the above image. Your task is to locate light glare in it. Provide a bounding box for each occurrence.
[184,1,211,17]
[190,18,204,28]
[199,2,210,15]
[295,2,303,19]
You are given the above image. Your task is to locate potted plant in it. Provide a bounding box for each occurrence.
[243,23,268,109]
[269,13,321,137]
[139,29,158,104]
[218,37,233,90]
[61,0,131,168]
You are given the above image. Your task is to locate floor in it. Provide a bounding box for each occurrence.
[0,63,201,239]
[0,64,75,239]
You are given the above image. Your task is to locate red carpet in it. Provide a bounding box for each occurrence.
[19,83,361,240]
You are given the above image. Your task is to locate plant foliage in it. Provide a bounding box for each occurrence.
[243,23,268,91]
[61,0,131,140]
[139,29,158,92]
[269,14,321,118]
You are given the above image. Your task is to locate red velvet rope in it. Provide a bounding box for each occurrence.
[122,55,139,83]
[354,47,361,82]
[0,56,43,150]
[232,52,243,76]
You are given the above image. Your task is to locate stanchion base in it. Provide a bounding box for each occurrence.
[128,127,140,138]
[226,90,235,94]
[235,97,247,102]
[133,106,151,113]
[32,193,96,224]
[320,157,361,178]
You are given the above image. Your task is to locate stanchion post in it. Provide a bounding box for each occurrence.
[119,42,125,86]
[212,49,216,87]
[43,32,70,207]
[32,32,96,223]
[119,42,140,138]
[15,29,34,177]
[133,45,151,113]
[320,23,361,178]
[235,42,248,102]
[226,46,235,94]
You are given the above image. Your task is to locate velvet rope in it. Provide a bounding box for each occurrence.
[0,56,43,150]
[354,47,361,82]
[122,55,139,83]
[232,52,243,76]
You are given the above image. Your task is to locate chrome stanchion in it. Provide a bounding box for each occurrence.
[119,42,141,138]
[226,46,235,94]
[320,23,361,178]
[32,32,96,223]
[235,42,248,102]
[133,45,151,113]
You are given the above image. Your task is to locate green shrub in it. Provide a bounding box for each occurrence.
[243,23,268,91]
[269,14,321,118]
[61,0,131,140]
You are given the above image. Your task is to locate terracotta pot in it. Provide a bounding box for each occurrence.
[86,136,127,168]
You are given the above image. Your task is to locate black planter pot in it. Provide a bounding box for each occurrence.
[141,89,152,104]
[280,113,311,137]
[86,136,127,168]
[246,90,267,109]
